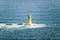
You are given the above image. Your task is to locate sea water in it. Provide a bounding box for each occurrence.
[0,0,60,40]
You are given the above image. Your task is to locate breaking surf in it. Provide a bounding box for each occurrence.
[0,23,47,29]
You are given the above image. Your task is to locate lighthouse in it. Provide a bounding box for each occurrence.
[27,13,32,26]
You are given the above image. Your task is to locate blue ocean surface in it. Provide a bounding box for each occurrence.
[0,0,60,40]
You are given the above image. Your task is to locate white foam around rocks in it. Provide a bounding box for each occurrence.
[0,23,47,29]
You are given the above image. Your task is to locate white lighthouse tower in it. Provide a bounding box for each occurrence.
[27,13,32,26]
